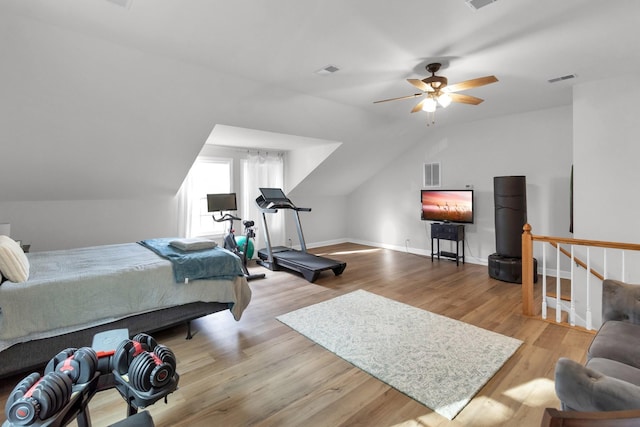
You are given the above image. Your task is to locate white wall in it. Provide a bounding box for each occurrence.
[1,106,574,255]
[347,105,573,264]
[573,74,640,281]
[573,75,640,243]
[282,193,348,249]
[0,143,350,253]
[0,198,179,251]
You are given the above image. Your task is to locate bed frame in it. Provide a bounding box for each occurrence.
[0,301,228,379]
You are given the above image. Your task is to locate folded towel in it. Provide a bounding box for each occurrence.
[169,238,218,251]
[140,238,242,282]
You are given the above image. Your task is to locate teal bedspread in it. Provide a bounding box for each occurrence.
[138,238,244,282]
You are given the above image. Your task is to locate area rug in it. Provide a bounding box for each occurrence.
[276,290,522,420]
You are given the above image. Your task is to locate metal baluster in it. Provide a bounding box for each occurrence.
[586,247,592,330]
[556,244,562,323]
[542,244,547,320]
[570,245,575,326]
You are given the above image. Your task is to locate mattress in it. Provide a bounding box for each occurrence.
[0,242,251,352]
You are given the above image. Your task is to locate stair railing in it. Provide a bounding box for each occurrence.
[522,224,640,330]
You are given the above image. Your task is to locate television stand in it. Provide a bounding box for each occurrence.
[431,223,465,266]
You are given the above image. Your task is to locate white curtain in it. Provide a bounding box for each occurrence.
[176,171,195,238]
[241,152,285,253]
[177,158,233,238]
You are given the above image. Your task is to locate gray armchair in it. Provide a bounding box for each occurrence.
[554,279,640,412]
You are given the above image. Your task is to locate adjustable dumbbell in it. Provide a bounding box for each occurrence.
[132,333,158,351]
[112,338,148,375]
[5,371,73,425]
[45,347,98,384]
[127,344,177,392]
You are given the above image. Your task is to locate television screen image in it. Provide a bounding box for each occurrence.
[421,190,474,224]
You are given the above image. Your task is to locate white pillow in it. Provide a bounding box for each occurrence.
[169,237,217,251]
[0,235,29,283]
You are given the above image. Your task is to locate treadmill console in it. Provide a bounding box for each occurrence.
[258,188,295,209]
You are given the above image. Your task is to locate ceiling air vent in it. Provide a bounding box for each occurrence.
[315,65,340,76]
[466,0,497,10]
[548,74,577,83]
[106,0,133,9]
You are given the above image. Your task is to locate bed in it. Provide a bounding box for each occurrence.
[0,237,252,378]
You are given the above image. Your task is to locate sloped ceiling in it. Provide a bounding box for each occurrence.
[206,125,342,194]
[1,1,640,201]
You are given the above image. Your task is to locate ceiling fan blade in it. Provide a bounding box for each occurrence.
[411,99,426,113]
[449,93,484,105]
[407,78,434,92]
[373,93,423,104]
[445,75,498,93]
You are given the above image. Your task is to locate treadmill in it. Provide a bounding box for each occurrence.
[255,188,346,283]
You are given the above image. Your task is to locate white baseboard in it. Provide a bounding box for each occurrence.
[345,238,487,267]
[304,238,573,278]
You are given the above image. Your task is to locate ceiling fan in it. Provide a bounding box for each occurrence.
[374,63,498,124]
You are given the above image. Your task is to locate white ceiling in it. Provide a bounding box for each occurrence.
[2,0,640,200]
[8,0,636,124]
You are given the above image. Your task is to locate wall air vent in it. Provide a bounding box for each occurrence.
[548,74,577,83]
[315,65,340,76]
[466,0,497,10]
[423,162,441,188]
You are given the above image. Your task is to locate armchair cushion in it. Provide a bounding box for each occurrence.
[588,320,640,369]
[602,279,640,324]
[587,357,640,387]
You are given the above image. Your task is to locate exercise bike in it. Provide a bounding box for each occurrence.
[215,213,265,281]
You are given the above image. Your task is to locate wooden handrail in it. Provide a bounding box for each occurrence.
[531,235,640,252]
[549,241,604,281]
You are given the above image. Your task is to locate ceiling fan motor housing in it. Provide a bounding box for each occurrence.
[423,63,447,89]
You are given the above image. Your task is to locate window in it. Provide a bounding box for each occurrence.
[181,157,233,238]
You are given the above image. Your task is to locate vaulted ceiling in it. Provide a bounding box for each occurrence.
[2,0,639,201]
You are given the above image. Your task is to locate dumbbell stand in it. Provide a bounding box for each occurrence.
[111,371,179,417]
[3,329,178,427]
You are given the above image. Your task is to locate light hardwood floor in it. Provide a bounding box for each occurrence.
[0,243,594,426]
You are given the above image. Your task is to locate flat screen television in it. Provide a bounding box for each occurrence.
[207,193,237,212]
[421,189,474,224]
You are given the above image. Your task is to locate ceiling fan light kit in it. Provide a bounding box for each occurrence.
[374,62,498,126]
[437,92,452,108]
[422,97,437,113]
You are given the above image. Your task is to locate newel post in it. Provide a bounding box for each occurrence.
[522,223,534,316]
